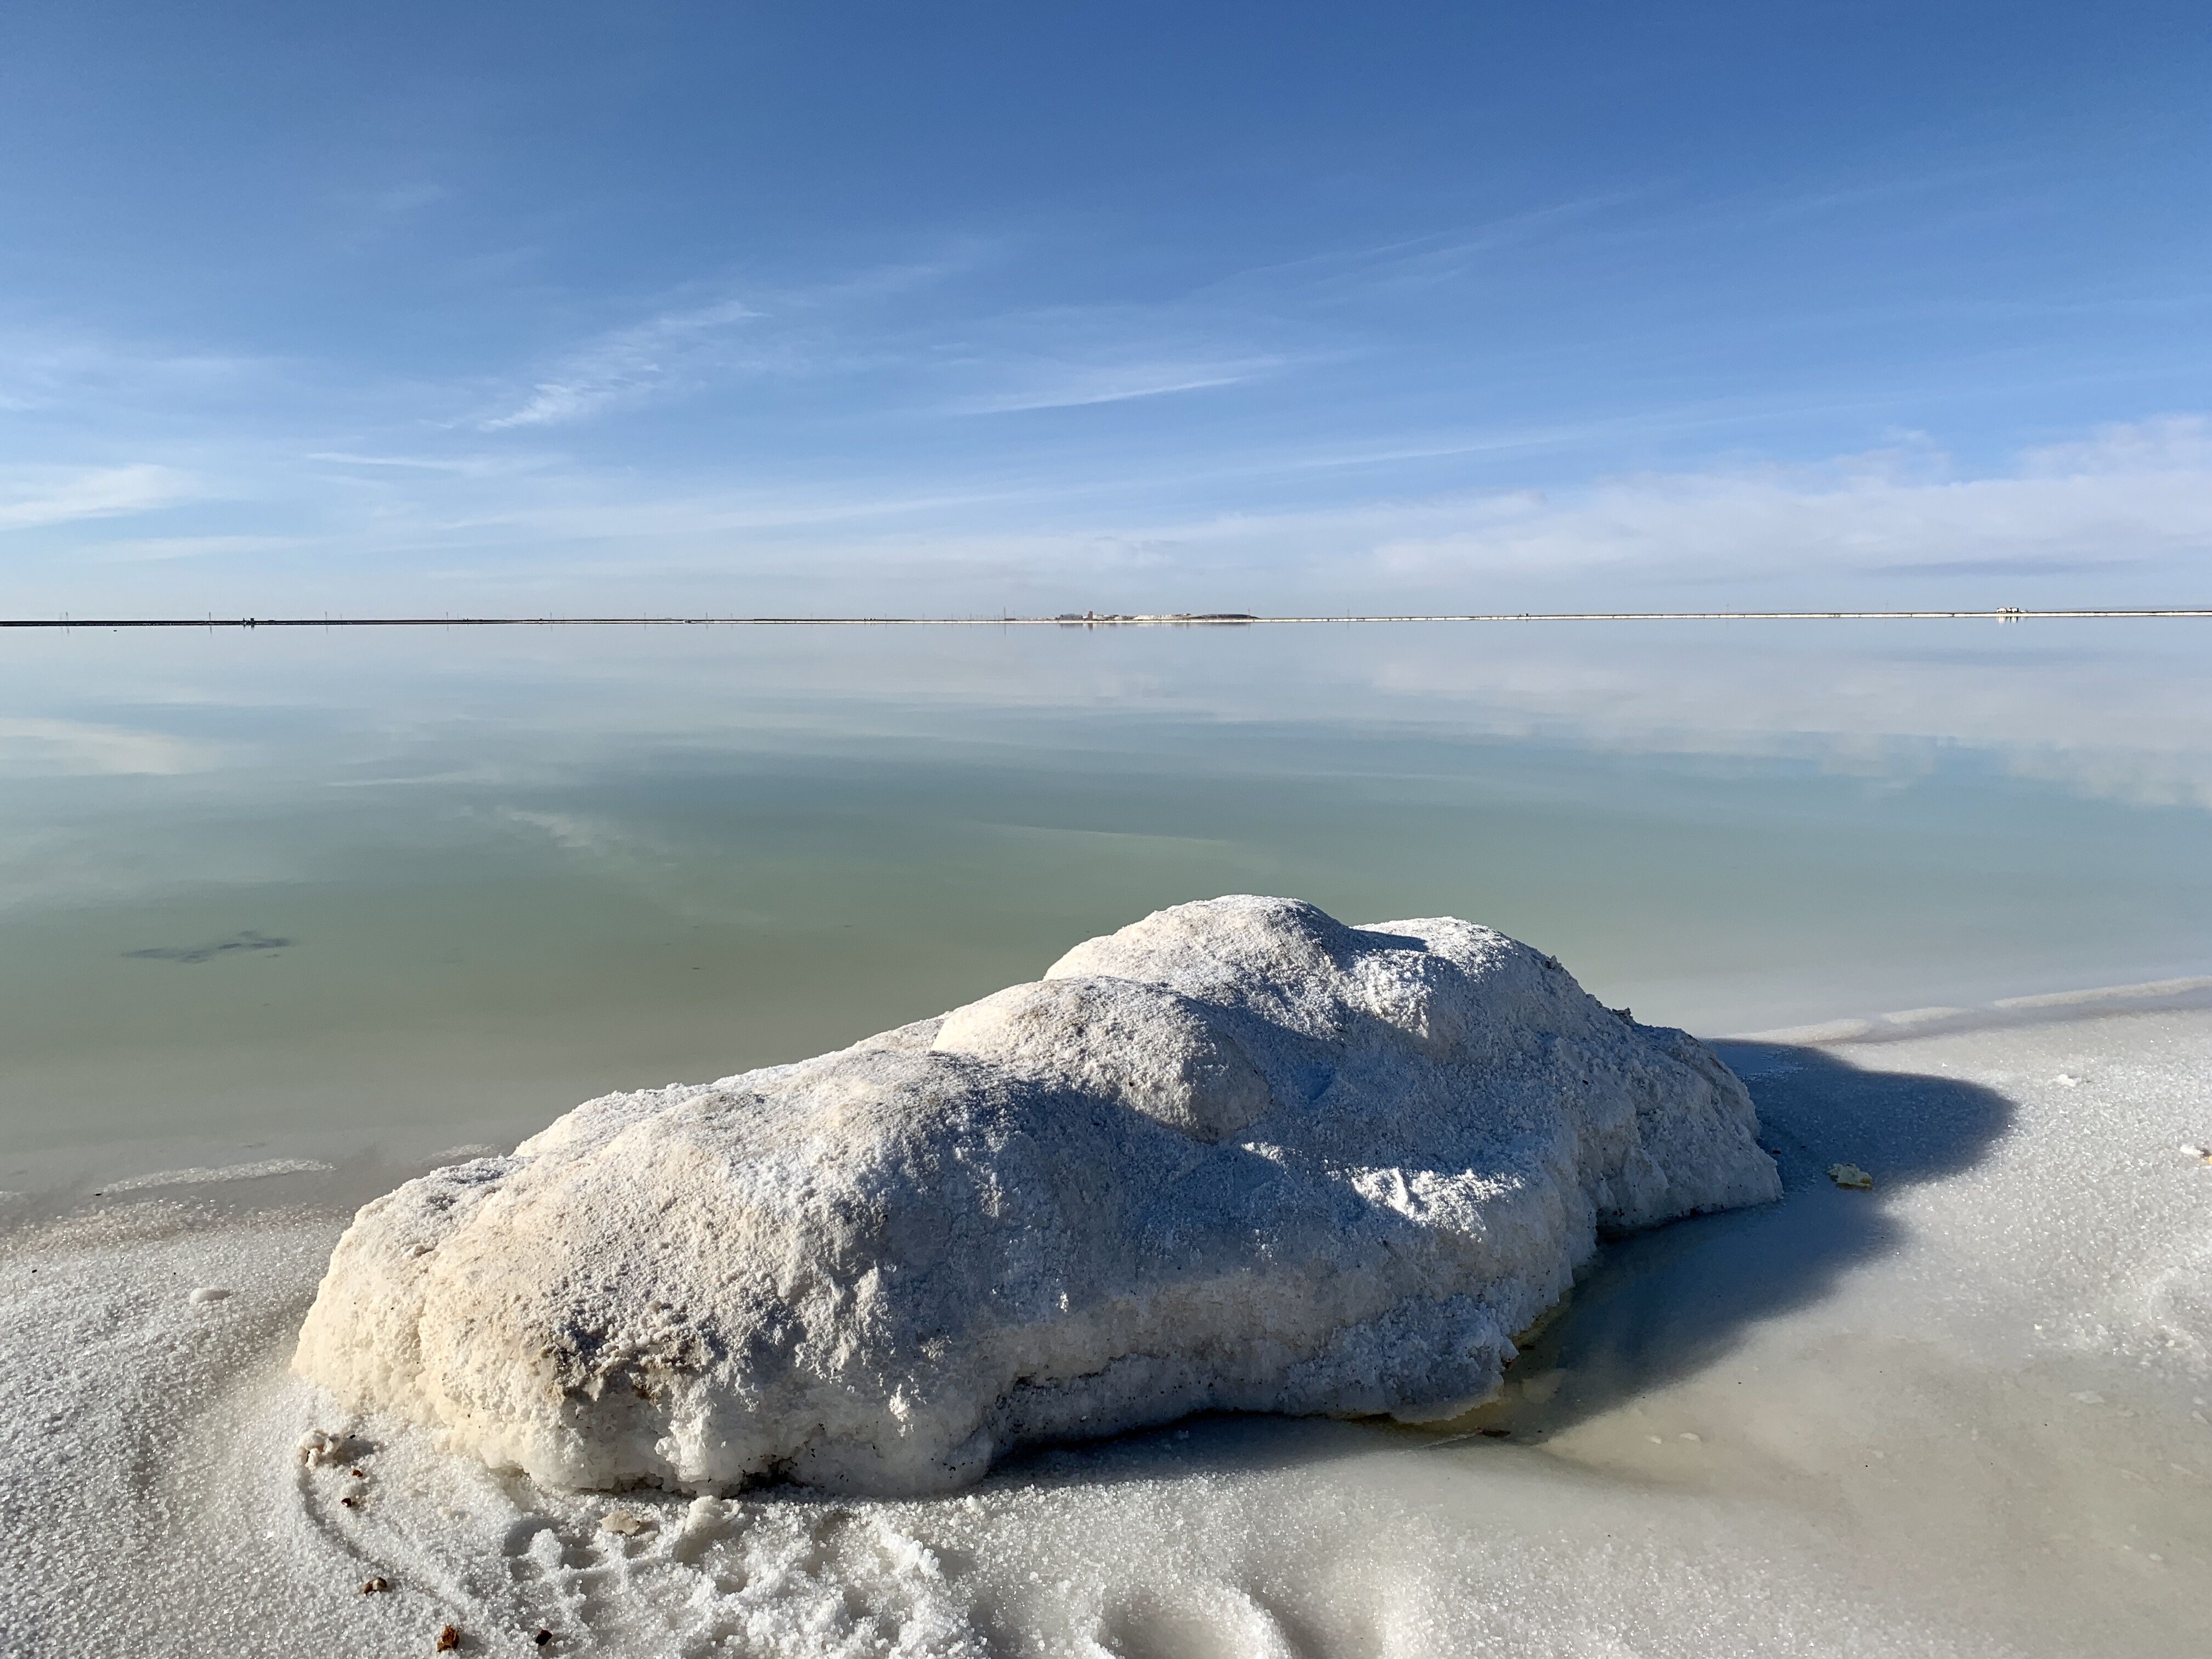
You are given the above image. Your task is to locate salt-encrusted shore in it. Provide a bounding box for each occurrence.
[4,991,2210,1657]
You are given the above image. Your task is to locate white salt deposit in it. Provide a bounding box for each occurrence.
[294,898,1781,1496]
[7,981,2212,1656]
[100,1158,336,1194]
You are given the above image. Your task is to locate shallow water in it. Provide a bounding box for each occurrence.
[5,618,2212,1188]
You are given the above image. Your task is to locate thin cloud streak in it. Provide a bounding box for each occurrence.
[0,464,201,531]
[949,356,1288,414]
[479,297,762,430]
[307,451,549,478]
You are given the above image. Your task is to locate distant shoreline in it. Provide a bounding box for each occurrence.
[7,607,2212,630]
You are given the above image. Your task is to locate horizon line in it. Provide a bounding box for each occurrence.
[6,607,2212,630]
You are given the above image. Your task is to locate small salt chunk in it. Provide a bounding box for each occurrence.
[599,1507,654,1537]
[2070,1391,2104,1406]
[297,1428,351,1467]
[1678,1432,1701,1442]
[2052,1075,2083,1087]
[188,1286,231,1305]
[1827,1163,1874,1190]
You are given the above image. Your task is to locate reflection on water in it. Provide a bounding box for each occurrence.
[3,619,2209,1175]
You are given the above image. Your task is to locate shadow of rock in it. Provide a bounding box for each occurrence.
[1421,1038,2014,1443]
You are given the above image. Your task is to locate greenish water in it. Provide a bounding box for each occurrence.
[5,618,2210,1185]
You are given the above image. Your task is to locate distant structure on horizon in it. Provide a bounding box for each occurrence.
[1053,611,1259,624]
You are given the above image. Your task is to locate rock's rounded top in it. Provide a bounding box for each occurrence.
[934,976,1271,1142]
[294,896,1780,1497]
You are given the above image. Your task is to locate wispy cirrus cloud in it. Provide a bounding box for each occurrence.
[478,297,762,430]
[0,330,268,415]
[77,533,301,565]
[1194,192,1646,305]
[0,464,202,531]
[950,353,1288,414]
[307,450,550,478]
[466,246,1315,431]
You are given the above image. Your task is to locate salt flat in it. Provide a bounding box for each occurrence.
[4,1001,2207,1657]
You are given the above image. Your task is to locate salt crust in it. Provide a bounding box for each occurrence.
[295,896,1780,1496]
[11,1007,2212,1656]
[102,1157,334,1193]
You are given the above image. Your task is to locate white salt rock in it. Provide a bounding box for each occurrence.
[599,1507,654,1536]
[187,1286,231,1305]
[293,896,1781,1496]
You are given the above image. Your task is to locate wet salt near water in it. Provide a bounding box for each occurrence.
[5,620,2212,1655]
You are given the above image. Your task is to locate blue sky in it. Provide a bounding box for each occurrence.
[3,1,2209,615]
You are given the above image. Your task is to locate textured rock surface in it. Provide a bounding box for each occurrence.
[294,896,1780,1496]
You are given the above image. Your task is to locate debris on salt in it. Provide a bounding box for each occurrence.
[297,1428,351,1467]
[1829,1163,1875,1190]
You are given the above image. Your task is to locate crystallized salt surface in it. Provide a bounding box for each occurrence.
[9,1003,2212,1656]
[294,897,1781,1496]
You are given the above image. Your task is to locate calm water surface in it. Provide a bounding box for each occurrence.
[5,619,2210,1185]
